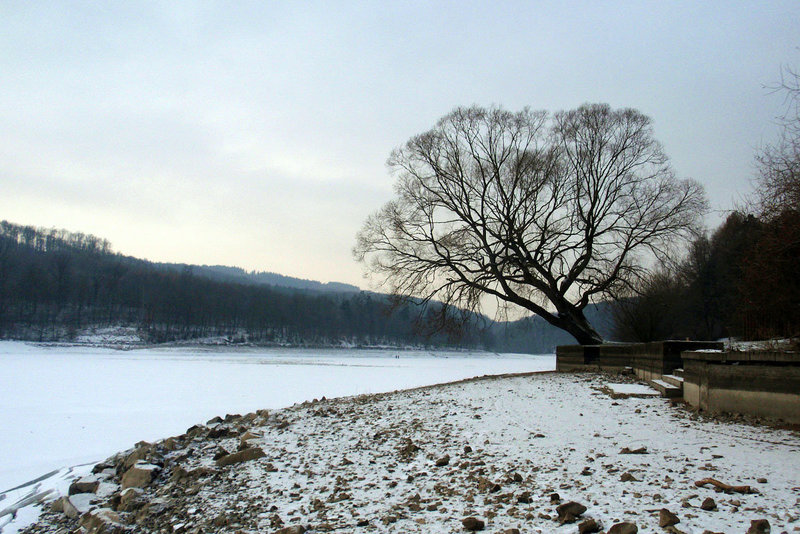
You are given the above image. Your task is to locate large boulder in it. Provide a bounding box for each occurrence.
[118,487,145,512]
[121,442,152,471]
[61,493,96,519]
[555,501,587,523]
[79,508,123,534]
[121,462,159,489]
[69,475,100,495]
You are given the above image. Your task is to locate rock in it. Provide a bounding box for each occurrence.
[555,501,586,523]
[578,518,601,533]
[435,454,451,466]
[215,446,266,467]
[500,530,520,534]
[462,517,485,531]
[659,508,680,527]
[746,519,771,534]
[170,466,189,483]
[273,526,306,534]
[700,497,717,511]
[118,487,145,512]
[517,491,532,504]
[464,445,473,453]
[79,508,122,534]
[756,477,768,484]
[186,424,206,439]
[665,527,688,534]
[207,416,223,425]
[549,492,561,503]
[134,499,171,525]
[619,446,648,454]
[207,426,234,439]
[121,462,159,489]
[62,493,95,519]
[240,430,261,442]
[607,522,638,534]
[620,472,638,482]
[69,476,100,495]
[50,497,64,512]
[399,439,420,460]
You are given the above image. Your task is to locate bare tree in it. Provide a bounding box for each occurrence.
[355,104,708,345]
[755,66,800,218]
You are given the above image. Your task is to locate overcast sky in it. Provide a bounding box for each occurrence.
[2,1,798,287]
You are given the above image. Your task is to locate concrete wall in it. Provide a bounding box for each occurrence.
[556,341,723,379]
[682,350,800,424]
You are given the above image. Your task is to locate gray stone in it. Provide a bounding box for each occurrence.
[273,526,306,534]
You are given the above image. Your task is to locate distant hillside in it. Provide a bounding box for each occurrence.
[0,219,616,351]
[155,264,360,294]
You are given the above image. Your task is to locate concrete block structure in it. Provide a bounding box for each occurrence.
[682,350,800,424]
[555,341,723,380]
[556,342,800,424]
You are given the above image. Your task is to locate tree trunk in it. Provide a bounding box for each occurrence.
[544,305,604,345]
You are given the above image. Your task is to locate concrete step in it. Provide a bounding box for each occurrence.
[661,374,684,388]
[649,378,683,399]
[672,368,684,378]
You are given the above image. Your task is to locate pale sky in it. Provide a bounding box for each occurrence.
[2,1,798,288]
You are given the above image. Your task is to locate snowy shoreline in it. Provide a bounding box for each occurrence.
[12,371,800,534]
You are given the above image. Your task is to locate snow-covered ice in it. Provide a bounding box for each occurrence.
[0,341,553,495]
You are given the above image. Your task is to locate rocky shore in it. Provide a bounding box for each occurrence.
[20,372,800,533]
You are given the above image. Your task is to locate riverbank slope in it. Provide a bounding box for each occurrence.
[19,372,800,533]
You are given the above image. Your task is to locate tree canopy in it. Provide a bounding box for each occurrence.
[355,104,708,345]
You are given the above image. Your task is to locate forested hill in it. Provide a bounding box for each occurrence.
[0,221,613,352]
[153,264,361,294]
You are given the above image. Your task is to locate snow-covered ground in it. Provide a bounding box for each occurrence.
[16,371,800,534]
[0,341,553,498]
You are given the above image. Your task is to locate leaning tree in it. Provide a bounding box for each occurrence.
[354,104,708,344]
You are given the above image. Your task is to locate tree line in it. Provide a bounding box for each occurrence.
[613,69,800,342]
[0,220,494,348]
